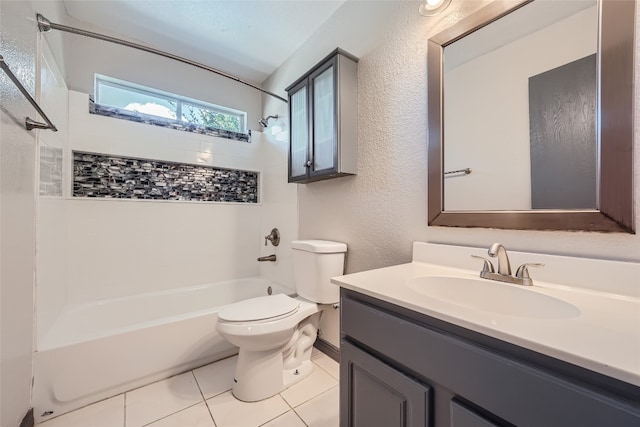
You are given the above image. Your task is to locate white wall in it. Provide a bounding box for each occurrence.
[37,36,71,346]
[257,127,298,290]
[265,0,640,347]
[46,13,263,135]
[34,1,300,351]
[0,1,38,424]
[444,6,597,210]
[36,90,266,314]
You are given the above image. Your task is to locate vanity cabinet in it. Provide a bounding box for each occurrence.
[286,49,357,183]
[340,289,640,427]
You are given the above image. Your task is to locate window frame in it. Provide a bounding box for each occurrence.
[94,74,248,135]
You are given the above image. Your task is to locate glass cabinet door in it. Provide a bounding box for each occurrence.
[311,61,336,174]
[289,83,309,180]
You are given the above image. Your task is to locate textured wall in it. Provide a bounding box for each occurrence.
[295,1,485,274]
[271,0,640,276]
[0,1,38,424]
[266,0,640,347]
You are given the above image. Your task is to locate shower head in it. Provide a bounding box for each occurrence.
[258,114,278,128]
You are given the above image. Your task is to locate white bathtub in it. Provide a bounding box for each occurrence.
[33,277,292,423]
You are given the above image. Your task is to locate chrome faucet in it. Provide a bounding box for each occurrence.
[472,243,544,286]
[488,243,511,276]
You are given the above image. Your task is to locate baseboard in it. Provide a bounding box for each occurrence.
[314,338,340,362]
[20,408,34,427]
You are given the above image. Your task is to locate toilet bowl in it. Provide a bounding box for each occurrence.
[216,294,320,401]
[215,240,346,402]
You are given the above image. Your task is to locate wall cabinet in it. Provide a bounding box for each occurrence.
[340,289,640,427]
[286,49,357,183]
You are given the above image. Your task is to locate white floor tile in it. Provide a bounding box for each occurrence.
[312,352,340,380]
[207,391,289,427]
[193,355,238,399]
[37,395,124,427]
[280,364,338,408]
[125,372,203,427]
[260,410,307,427]
[311,347,322,358]
[145,402,215,427]
[295,386,339,427]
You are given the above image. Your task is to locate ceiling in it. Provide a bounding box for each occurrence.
[62,0,348,84]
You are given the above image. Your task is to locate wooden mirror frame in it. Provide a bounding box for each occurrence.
[427,0,635,233]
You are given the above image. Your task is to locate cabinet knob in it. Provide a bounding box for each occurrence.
[304,160,313,168]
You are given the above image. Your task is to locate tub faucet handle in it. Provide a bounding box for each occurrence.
[264,228,280,247]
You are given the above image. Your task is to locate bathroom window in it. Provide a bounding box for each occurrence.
[92,74,250,142]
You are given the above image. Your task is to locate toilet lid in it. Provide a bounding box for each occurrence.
[218,294,299,322]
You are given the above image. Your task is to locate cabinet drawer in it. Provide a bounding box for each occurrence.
[341,295,640,427]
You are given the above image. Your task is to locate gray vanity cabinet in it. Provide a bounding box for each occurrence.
[286,49,357,183]
[340,289,640,427]
[341,340,431,427]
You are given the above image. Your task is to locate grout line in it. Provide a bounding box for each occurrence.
[293,385,339,418]
[256,407,295,427]
[191,371,207,403]
[123,393,127,427]
[311,357,339,380]
[292,408,311,427]
[138,402,203,427]
[129,371,207,427]
[192,371,218,426]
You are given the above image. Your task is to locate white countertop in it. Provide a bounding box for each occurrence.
[332,243,640,387]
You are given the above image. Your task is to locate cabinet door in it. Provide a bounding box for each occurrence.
[341,340,431,427]
[310,57,337,177]
[288,81,310,182]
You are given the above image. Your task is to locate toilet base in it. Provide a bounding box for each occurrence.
[231,350,315,402]
[283,359,314,390]
[231,315,319,402]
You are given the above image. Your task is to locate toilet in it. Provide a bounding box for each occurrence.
[215,239,346,402]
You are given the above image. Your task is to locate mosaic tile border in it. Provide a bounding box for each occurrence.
[89,97,251,143]
[73,151,258,203]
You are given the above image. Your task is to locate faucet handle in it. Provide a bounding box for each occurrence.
[471,255,495,274]
[264,228,280,247]
[515,263,544,285]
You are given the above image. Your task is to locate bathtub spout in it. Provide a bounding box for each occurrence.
[257,254,276,262]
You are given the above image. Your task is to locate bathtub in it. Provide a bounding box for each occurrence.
[33,277,292,423]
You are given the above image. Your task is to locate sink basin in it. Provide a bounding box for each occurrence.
[407,276,580,319]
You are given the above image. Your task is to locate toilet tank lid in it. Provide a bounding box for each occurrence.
[292,240,347,253]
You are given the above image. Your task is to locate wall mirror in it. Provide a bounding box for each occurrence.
[427,0,635,232]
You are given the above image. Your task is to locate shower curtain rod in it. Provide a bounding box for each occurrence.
[36,13,288,104]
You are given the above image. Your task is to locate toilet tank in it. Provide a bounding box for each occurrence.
[292,240,347,304]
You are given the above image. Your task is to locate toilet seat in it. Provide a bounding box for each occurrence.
[218,294,299,323]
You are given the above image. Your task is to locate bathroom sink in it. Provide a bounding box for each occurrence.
[407,276,580,319]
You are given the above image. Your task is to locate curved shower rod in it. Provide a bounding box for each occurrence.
[36,14,288,104]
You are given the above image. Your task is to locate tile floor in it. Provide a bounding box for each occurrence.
[37,348,340,427]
